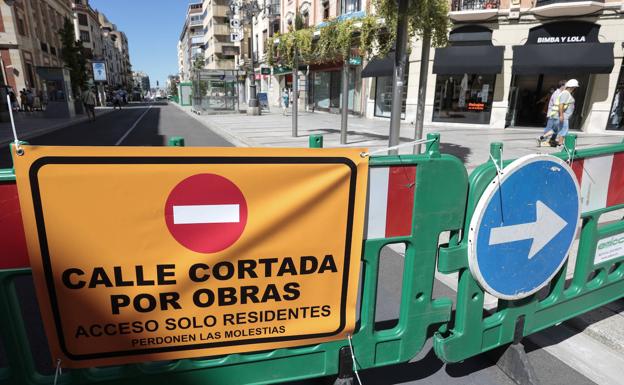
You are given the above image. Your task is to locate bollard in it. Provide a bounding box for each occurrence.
[168,136,185,147]
[426,133,440,158]
[490,142,503,169]
[564,134,577,155]
[309,134,323,148]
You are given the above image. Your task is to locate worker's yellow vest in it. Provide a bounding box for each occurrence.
[548,92,571,118]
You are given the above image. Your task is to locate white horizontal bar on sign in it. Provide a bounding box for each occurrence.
[173,204,240,224]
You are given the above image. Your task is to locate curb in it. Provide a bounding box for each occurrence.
[169,102,256,148]
[0,109,114,147]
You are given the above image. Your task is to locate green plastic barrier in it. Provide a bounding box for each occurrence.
[0,133,469,384]
[434,134,624,363]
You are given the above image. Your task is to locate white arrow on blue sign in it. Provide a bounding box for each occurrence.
[468,154,580,300]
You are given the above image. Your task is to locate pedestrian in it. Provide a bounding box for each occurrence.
[550,79,580,147]
[41,89,48,111]
[537,80,566,146]
[26,89,34,112]
[113,89,122,110]
[8,90,18,112]
[282,88,289,116]
[82,87,97,121]
[19,89,27,111]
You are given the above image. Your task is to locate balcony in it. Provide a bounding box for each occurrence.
[212,24,230,36]
[191,35,205,45]
[532,0,605,17]
[189,18,203,27]
[214,43,240,57]
[449,0,500,22]
[213,5,229,17]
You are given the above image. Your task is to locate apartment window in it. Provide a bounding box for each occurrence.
[262,29,268,52]
[17,15,26,36]
[302,10,309,27]
[78,13,88,26]
[40,42,48,52]
[50,46,57,56]
[25,62,35,88]
[341,0,360,14]
[80,30,90,42]
[322,1,330,19]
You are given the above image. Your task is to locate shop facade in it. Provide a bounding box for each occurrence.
[422,16,623,134]
[361,52,409,119]
[307,62,363,114]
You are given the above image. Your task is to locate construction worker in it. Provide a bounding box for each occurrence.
[553,79,579,146]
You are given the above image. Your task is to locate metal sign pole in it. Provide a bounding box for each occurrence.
[388,0,409,155]
[292,49,298,137]
[340,60,349,145]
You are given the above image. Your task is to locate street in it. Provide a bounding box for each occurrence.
[0,101,596,385]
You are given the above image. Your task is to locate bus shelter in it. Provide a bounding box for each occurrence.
[191,69,240,114]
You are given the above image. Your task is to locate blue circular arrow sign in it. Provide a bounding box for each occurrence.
[468,154,580,300]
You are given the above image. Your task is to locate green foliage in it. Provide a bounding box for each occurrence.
[59,17,88,97]
[270,15,386,67]
[374,0,450,48]
[169,81,178,97]
[267,0,449,68]
[193,56,205,71]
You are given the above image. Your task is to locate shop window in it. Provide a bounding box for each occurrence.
[375,76,408,119]
[433,73,496,125]
[607,65,624,130]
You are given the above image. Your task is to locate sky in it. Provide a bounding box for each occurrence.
[90,0,195,88]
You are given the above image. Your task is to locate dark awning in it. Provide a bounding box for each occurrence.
[512,43,614,74]
[433,46,504,75]
[361,52,395,78]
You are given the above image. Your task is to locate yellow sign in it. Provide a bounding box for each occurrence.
[13,145,368,367]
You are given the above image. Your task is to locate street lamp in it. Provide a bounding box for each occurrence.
[228,0,266,113]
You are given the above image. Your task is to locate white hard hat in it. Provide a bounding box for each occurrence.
[565,79,580,88]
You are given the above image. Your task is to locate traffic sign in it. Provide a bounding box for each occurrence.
[230,32,242,42]
[92,61,106,82]
[468,154,580,300]
[13,145,369,367]
[165,173,248,254]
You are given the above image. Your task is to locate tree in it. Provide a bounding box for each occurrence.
[374,0,450,152]
[169,81,179,97]
[192,56,205,72]
[59,17,88,97]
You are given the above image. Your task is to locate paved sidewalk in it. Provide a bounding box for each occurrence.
[0,108,112,146]
[174,103,622,172]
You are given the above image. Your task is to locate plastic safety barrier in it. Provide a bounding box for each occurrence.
[434,136,624,363]
[0,133,469,384]
[3,133,624,383]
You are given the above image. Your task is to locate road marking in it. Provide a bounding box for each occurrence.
[489,200,567,259]
[173,204,240,224]
[115,104,152,145]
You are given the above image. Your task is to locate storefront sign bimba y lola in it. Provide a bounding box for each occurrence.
[13,145,368,367]
[530,21,600,45]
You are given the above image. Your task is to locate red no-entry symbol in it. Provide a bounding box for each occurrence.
[164,174,248,253]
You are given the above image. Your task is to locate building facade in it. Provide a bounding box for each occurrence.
[73,0,132,91]
[410,0,624,134]
[0,0,73,94]
[177,1,242,75]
